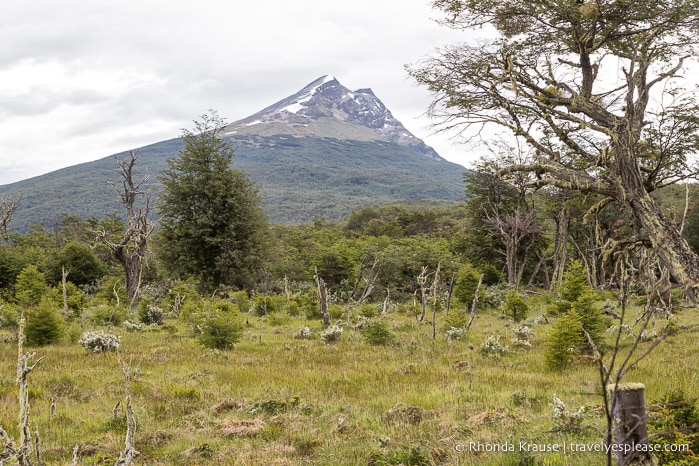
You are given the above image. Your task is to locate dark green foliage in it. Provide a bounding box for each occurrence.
[443,309,469,330]
[362,321,395,346]
[452,263,481,307]
[15,264,48,307]
[157,111,270,292]
[545,310,584,370]
[503,289,529,322]
[49,242,107,287]
[0,131,464,232]
[559,260,587,303]
[198,314,243,350]
[25,306,64,346]
[571,290,607,351]
[0,302,20,328]
[649,391,699,466]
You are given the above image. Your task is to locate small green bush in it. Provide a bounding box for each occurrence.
[0,302,20,328]
[559,260,588,302]
[198,315,242,350]
[320,324,343,344]
[443,309,469,330]
[78,330,121,353]
[15,265,49,307]
[139,303,165,325]
[503,290,529,322]
[453,263,481,306]
[545,311,584,370]
[25,306,64,346]
[362,321,395,346]
[649,391,699,465]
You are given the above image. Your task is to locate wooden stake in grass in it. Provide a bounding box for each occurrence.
[607,383,653,466]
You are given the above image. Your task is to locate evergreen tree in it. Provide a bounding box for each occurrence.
[157,111,269,291]
[545,310,584,370]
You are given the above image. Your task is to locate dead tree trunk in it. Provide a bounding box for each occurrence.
[0,194,22,240]
[607,383,653,466]
[314,268,330,327]
[96,152,156,301]
[416,266,428,322]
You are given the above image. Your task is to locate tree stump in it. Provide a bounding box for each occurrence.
[607,383,654,466]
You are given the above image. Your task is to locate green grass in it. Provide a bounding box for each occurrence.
[0,302,697,465]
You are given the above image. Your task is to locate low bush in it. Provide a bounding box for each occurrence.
[320,324,343,344]
[361,320,394,346]
[25,306,64,346]
[198,315,242,350]
[78,330,121,353]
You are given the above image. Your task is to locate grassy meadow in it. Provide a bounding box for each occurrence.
[0,294,697,465]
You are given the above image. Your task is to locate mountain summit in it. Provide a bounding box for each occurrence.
[225,75,441,159]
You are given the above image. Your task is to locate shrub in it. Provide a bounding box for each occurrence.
[355,303,378,318]
[362,321,395,346]
[320,324,343,344]
[123,320,143,332]
[443,310,469,330]
[0,302,20,329]
[231,290,251,313]
[446,326,467,341]
[294,326,311,339]
[480,334,508,358]
[559,260,588,302]
[252,294,286,316]
[85,304,125,326]
[15,265,49,307]
[511,324,534,348]
[198,315,242,350]
[550,395,586,430]
[503,289,529,322]
[139,304,165,325]
[649,391,699,465]
[25,307,64,346]
[453,263,481,306]
[78,330,121,353]
[545,311,584,370]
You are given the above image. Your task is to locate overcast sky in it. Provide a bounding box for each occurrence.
[0,0,491,186]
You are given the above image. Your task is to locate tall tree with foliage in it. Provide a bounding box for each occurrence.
[410,0,699,297]
[157,111,269,291]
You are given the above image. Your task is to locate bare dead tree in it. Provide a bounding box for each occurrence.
[114,355,139,466]
[314,267,330,327]
[416,266,429,322]
[484,206,540,287]
[465,274,484,334]
[0,194,22,240]
[95,152,156,300]
[348,256,381,304]
[431,262,441,340]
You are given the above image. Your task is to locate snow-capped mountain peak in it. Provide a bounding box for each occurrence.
[225,75,442,160]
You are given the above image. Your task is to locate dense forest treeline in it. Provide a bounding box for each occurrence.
[2,180,699,319]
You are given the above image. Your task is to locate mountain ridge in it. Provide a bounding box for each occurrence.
[0,75,466,231]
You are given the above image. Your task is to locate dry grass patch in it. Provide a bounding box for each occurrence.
[382,402,437,426]
[219,417,266,437]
